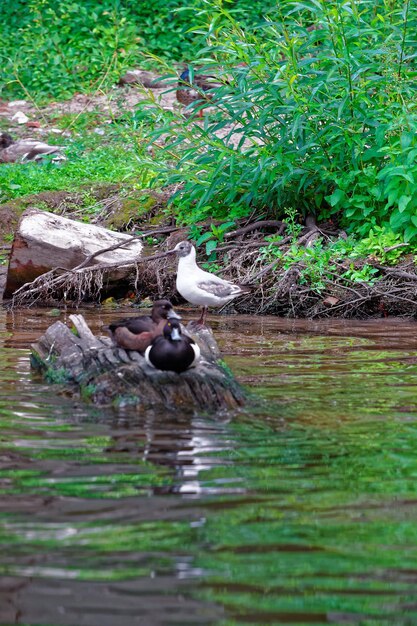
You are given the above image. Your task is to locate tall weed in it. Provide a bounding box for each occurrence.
[138,0,417,242]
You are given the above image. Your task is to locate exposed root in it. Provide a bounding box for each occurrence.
[7,240,174,309]
[225,250,417,318]
[6,214,417,318]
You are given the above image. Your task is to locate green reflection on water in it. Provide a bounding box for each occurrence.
[2,317,417,624]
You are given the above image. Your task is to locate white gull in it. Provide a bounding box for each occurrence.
[170,240,250,325]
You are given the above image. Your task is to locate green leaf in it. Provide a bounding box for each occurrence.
[327,189,346,207]
[403,225,417,242]
[398,195,412,213]
[389,211,408,230]
[206,239,218,255]
[196,232,213,246]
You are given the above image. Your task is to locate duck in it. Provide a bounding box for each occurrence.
[168,240,251,325]
[145,318,200,373]
[108,299,181,352]
[0,132,65,163]
[176,67,221,116]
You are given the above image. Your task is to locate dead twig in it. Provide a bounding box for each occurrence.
[224,220,286,239]
[371,264,417,282]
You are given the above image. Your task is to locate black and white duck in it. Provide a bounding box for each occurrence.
[145,318,200,373]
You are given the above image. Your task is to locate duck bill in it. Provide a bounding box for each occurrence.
[167,310,182,320]
[171,328,182,341]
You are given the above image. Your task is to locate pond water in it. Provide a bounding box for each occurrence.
[1,308,417,626]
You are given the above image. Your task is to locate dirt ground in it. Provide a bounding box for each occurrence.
[0,77,175,142]
[0,70,256,150]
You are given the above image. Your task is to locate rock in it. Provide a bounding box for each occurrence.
[323,296,340,307]
[11,111,29,124]
[118,70,169,88]
[4,208,143,298]
[30,315,246,411]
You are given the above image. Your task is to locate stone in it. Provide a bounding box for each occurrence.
[4,208,143,297]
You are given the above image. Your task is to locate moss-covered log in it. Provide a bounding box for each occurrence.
[30,315,245,411]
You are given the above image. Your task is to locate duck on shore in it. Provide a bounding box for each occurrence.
[169,241,251,325]
[0,132,65,163]
[176,67,221,116]
[108,299,181,352]
[145,318,200,373]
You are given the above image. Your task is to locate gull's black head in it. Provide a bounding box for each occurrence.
[0,133,14,149]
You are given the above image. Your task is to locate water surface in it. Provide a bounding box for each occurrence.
[1,309,417,625]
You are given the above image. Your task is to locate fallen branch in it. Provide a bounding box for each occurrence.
[224,220,286,239]
[371,264,417,282]
[135,225,182,238]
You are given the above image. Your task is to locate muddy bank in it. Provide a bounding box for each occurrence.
[1,186,417,319]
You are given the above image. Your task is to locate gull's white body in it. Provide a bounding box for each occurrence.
[172,241,249,323]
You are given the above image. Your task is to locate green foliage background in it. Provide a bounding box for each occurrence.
[138,0,417,244]
[2,0,417,255]
[0,0,275,100]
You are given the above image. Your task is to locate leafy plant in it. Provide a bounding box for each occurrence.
[137,0,417,244]
[195,220,235,256]
[352,227,407,265]
[259,231,403,290]
[341,264,380,285]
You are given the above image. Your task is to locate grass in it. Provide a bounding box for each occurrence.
[0,114,155,203]
[0,0,277,103]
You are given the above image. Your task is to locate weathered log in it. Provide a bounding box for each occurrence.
[30,315,245,411]
[4,208,143,298]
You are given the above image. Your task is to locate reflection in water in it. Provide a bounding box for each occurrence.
[1,309,417,624]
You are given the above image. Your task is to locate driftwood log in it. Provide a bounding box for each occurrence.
[30,315,245,411]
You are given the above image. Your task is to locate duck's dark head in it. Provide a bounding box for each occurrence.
[163,318,182,341]
[152,299,181,322]
[179,67,190,83]
[172,240,194,258]
[0,133,14,149]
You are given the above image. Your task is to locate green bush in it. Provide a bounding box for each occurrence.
[0,0,139,100]
[137,0,417,243]
[0,0,276,101]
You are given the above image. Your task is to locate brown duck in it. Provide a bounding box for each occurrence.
[176,67,222,116]
[108,299,181,352]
